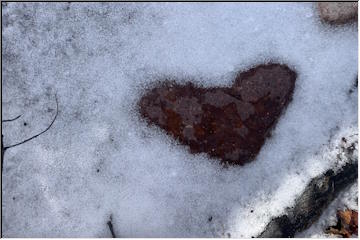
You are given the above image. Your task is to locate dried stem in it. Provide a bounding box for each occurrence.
[4,95,58,150]
[107,214,117,238]
[2,115,22,123]
[1,94,58,172]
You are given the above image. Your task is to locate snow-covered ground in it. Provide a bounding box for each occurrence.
[2,3,357,237]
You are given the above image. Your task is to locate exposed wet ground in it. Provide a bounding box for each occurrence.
[139,64,296,165]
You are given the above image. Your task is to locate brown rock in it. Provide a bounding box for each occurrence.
[318,2,358,24]
[139,64,296,165]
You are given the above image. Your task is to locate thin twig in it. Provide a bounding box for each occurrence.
[2,114,21,122]
[2,134,5,172]
[107,214,117,238]
[4,95,58,150]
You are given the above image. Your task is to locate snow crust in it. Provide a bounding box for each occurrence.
[2,2,357,237]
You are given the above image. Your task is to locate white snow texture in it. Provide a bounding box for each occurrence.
[2,2,358,237]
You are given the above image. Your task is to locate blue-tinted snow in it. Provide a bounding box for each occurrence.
[2,2,357,237]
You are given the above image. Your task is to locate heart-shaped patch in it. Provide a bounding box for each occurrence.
[139,64,296,165]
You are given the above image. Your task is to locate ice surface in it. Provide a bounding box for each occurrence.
[2,2,358,237]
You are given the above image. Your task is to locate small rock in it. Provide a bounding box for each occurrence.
[139,64,296,165]
[318,2,358,24]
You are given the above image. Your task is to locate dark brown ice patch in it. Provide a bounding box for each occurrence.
[139,64,296,165]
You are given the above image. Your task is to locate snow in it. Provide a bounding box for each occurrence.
[2,2,357,237]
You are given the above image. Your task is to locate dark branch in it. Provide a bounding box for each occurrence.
[2,134,5,172]
[259,161,358,238]
[107,215,117,238]
[2,114,22,122]
[4,95,58,150]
